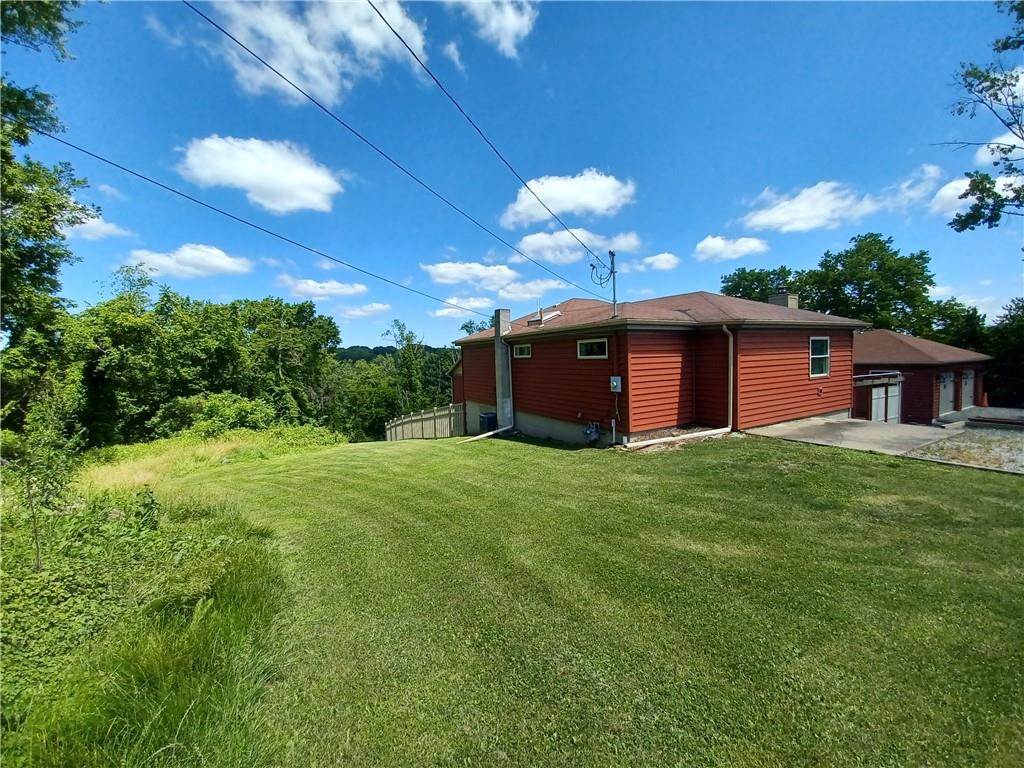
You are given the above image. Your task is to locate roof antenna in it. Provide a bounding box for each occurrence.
[609,250,617,318]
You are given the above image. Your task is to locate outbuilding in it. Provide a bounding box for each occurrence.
[453,291,867,445]
[852,329,991,424]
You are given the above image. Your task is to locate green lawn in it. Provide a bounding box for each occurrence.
[142,435,1024,766]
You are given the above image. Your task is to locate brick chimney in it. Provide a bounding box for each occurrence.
[768,292,799,309]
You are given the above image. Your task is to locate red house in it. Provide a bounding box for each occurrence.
[453,291,867,445]
[852,329,991,424]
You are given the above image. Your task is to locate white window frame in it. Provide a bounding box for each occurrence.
[513,344,532,359]
[809,336,830,378]
[577,338,609,360]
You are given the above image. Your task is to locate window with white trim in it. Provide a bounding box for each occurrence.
[577,338,608,359]
[809,336,830,377]
[513,344,532,358]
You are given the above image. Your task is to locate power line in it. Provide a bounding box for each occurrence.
[365,0,609,271]
[180,0,605,300]
[29,127,494,320]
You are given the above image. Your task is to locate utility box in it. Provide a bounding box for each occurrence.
[609,375,622,393]
[479,411,498,433]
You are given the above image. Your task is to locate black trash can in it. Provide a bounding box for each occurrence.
[479,412,498,433]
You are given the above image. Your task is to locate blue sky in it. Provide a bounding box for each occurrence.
[8,1,1022,345]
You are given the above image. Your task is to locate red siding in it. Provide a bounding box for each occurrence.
[461,344,495,405]
[451,363,465,405]
[736,330,854,429]
[511,333,628,431]
[626,332,693,432]
[693,330,730,427]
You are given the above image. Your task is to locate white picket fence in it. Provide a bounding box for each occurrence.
[386,403,466,441]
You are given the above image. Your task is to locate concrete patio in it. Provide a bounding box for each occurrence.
[746,417,956,456]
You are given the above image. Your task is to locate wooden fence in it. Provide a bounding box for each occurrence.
[386,403,466,441]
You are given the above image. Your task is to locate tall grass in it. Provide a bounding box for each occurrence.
[2,491,285,767]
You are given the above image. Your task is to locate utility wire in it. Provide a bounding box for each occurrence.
[365,0,609,271]
[29,127,494,320]
[180,0,605,300]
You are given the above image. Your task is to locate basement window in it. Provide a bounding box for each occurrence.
[513,344,532,358]
[577,338,608,360]
[809,336,830,377]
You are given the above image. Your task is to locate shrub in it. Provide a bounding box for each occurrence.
[148,393,277,438]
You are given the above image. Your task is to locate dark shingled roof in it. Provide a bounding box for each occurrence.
[456,291,866,344]
[853,329,992,366]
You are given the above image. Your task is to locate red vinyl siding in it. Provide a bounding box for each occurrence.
[511,333,628,430]
[693,330,730,427]
[626,332,693,432]
[451,363,465,405]
[736,330,853,429]
[461,344,495,405]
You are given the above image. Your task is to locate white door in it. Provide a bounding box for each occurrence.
[961,370,975,408]
[886,384,901,423]
[871,386,886,422]
[938,372,956,414]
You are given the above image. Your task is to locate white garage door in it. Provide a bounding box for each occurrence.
[938,372,956,415]
[871,384,901,423]
[961,370,975,408]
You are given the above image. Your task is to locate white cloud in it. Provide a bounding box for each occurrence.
[929,178,970,217]
[618,252,680,274]
[743,182,881,233]
[430,296,493,318]
[979,279,994,287]
[443,41,465,73]
[642,252,680,271]
[500,168,636,228]
[447,0,538,58]
[973,130,1021,165]
[316,258,338,271]
[96,183,124,200]
[693,235,769,262]
[420,261,519,290]
[887,163,942,206]
[259,257,282,267]
[66,216,132,241]
[498,279,565,301]
[129,244,252,278]
[340,302,391,319]
[960,294,1000,317]
[277,274,368,299]
[178,135,342,214]
[513,228,641,265]
[741,165,954,233]
[213,0,426,107]
[145,13,184,47]
[929,285,954,298]
[929,175,1023,217]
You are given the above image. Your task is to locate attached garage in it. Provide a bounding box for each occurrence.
[853,330,991,425]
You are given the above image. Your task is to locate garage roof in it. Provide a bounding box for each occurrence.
[853,329,992,365]
[456,291,866,344]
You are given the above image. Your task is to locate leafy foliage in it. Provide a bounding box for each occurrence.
[948,1,1023,231]
[985,298,1024,406]
[1,488,283,767]
[149,393,277,438]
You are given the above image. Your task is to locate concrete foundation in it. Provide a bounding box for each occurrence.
[465,400,497,435]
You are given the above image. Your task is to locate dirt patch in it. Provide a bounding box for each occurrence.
[907,428,1024,473]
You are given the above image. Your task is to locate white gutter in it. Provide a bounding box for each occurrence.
[722,324,734,431]
[622,426,730,450]
[458,425,513,443]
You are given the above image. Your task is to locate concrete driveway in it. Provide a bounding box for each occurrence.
[747,417,954,456]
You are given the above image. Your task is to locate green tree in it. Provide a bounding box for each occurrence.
[948,1,1023,231]
[985,298,1024,406]
[795,234,935,334]
[382,320,427,413]
[925,299,989,351]
[719,266,796,302]
[1,1,93,343]
[459,319,492,335]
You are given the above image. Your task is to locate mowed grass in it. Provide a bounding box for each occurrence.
[142,435,1023,767]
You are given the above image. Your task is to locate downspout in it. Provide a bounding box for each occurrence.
[722,324,734,430]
